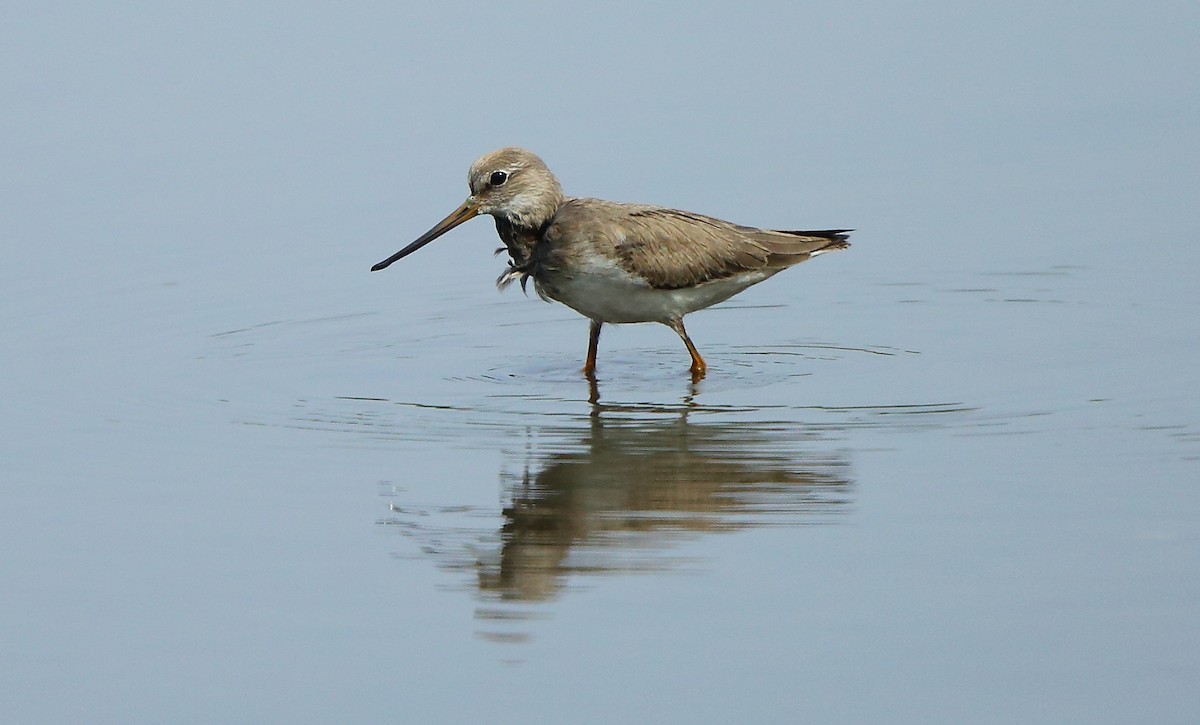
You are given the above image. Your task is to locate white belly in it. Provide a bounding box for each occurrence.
[536,259,775,324]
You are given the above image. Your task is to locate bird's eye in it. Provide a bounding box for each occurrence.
[490,170,508,186]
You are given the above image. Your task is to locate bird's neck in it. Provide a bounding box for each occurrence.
[493,214,550,269]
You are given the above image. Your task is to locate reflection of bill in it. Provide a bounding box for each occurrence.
[384,410,853,640]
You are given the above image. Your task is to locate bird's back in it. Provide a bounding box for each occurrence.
[538,198,849,290]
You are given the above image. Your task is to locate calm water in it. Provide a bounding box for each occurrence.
[3,4,1198,723]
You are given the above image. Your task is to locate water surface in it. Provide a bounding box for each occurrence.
[3,3,1198,723]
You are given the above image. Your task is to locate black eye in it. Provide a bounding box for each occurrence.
[489,170,508,186]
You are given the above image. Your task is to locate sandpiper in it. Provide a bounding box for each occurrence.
[371,147,849,378]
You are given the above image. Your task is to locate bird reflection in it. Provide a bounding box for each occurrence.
[478,410,851,602]
[384,400,853,640]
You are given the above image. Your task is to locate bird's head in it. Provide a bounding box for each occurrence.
[371,147,564,271]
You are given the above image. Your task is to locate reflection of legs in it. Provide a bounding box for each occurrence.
[667,318,707,378]
[583,319,602,375]
[586,373,600,406]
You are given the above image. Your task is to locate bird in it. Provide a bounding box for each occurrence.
[371,147,849,379]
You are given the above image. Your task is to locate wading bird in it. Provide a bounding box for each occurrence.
[371,148,849,379]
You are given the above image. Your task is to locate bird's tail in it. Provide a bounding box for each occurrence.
[780,229,852,253]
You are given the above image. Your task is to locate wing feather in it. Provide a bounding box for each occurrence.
[541,200,849,290]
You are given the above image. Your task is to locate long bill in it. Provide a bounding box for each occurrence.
[370,199,479,271]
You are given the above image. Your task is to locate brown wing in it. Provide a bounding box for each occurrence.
[541,199,850,290]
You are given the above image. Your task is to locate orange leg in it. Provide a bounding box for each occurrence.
[668,318,707,378]
[583,319,602,375]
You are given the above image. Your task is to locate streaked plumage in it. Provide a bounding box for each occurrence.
[372,147,850,378]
